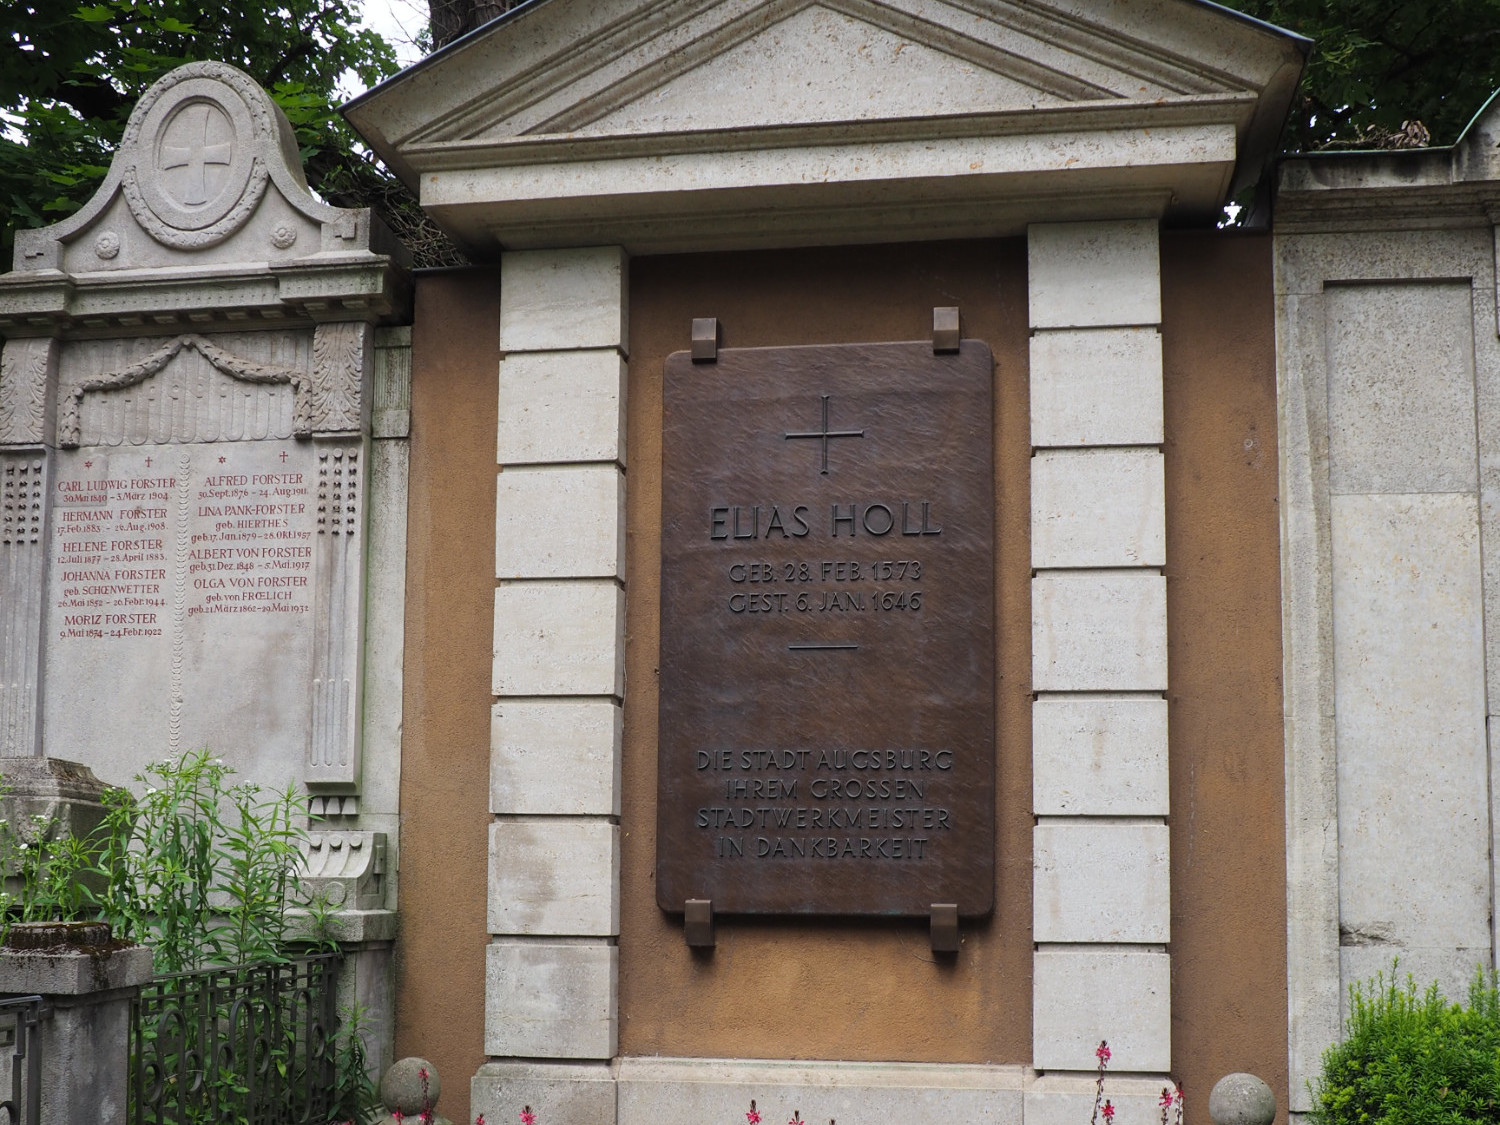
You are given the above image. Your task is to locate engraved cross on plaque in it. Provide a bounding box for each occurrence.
[161,104,232,206]
[784,394,864,475]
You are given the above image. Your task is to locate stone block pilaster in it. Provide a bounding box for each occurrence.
[1026,221,1173,1090]
[480,247,627,1121]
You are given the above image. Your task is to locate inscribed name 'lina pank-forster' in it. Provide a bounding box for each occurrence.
[657,339,996,917]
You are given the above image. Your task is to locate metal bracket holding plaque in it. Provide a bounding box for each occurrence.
[691,318,720,363]
[933,307,961,354]
[657,335,996,921]
[930,903,959,954]
[684,899,715,948]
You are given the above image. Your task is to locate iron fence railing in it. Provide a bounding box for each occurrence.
[0,996,46,1125]
[129,953,339,1125]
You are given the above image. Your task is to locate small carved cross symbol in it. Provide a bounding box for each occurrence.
[84,460,93,469]
[161,104,232,206]
[218,456,227,464]
[279,451,289,462]
[144,456,153,468]
[785,394,864,476]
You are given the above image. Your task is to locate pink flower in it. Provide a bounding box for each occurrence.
[393,1114,404,1124]
[520,1106,537,1125]
[476,1117,486,1125]
[747,1100,762,1125]
[789,1112,804,1125]
[1096,1041,1111,1066]
[1102,1102,1115,1123]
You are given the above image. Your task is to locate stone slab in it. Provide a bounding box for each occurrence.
[616,1057,1025,1125]
[493,581,625,698]
[498,350,627,467]
[1331,493,1490,953]
[1025,1073,1178,1125]
[1029,328,1163,448]
[0,943,152,995]
[1033,948,1170,1071]
[1033,822,1169,943]
[485,940,617,1060]
[499,248,628,355]
[1326,281,1478,495]
[488,819,620,937]
[473,1061,617,1125]
[1031,448,1164,568]
[1027,221,1161,329]
[1032,573,1167,691]
[40,438,322,797]
[492,699,622,816]
[1032,698,1169,816]
[496,465,625,579]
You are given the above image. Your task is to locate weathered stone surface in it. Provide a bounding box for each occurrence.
[1031,448,1164,568]
[473,1061,617,1125]
[1033,822,1169,943]
[1331,493,1490,972]
[1032,698,1169,816]
[0,942,152,996]
[1326,282,1478,495]
[1032,948,1170,1071]
[1026,1073,1179,1125]
[616,1057,1025,1125]
[495,465,625,579]
[1029,328,1163,448]
[499,248,628,354]
[381,1056,442,1117]
[491,699,621,816]
[1207,1073,1275,1125]
[488,819,620,936]
[1027,221,1161,329]
[1032,573,1168,691]
[485,940,617,1059]
[492,582,625,697]
[498,350,627,466]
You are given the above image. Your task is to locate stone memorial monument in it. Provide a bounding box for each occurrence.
[0,61,407,801]
[0,60,409,1075]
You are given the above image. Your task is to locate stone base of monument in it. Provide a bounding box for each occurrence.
[0,921,153,1125]
[0,757,112,841]
[286,834,397,1082]
[0,757,114,899]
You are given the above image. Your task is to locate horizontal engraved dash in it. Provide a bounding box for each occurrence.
[788,642,859,651]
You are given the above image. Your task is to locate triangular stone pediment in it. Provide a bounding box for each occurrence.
[390,0,1263,148]
[344,0,1306,253]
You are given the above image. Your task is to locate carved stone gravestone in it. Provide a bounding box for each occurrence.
[0,61,407,803]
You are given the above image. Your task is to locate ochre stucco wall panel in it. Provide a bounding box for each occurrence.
[398,269,503,1125]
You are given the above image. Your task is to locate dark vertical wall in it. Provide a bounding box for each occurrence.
[620,241,1036,1061]
[398,268,501,1125]
[1161,231,1288,1117]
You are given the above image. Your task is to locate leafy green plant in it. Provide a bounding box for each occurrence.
[86,749,309,972]
[1311,963,1500,1125]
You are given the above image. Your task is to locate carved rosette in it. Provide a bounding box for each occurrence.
[0,339,56,447]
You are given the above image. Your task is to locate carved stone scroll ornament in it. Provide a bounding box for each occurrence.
[309,322,368,434]
[0,339,55,447]
[58,334,311,448]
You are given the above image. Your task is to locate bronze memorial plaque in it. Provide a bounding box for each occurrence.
[657,339,995,917]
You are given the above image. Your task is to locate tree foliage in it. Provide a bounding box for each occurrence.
[1220,0,1500,150]
[1,1,463,266]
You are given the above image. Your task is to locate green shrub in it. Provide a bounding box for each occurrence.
[1311,964,1500,1125]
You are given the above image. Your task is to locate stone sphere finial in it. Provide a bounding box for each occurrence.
[379,1057,451,1124]
[1208,1073,1276,1125]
